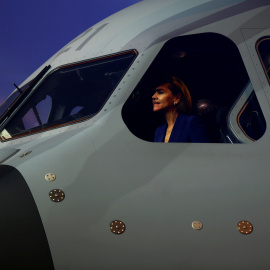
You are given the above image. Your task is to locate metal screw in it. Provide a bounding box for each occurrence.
[45,173,56,182]
[192,221,203,230]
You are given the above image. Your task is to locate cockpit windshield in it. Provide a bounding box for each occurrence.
[0,78,36,118]
[0,50,137,140]
[0,91,20,116]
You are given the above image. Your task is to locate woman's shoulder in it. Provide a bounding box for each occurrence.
[184,115,211,142]
[154,122,167,142]
[176,114,200,125]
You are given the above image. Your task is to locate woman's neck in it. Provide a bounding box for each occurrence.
[163,110,178,143]
[165,110,179,129]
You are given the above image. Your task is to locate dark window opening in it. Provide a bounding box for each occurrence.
[122,33,266,143]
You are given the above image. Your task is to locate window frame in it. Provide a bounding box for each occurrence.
[122,33,266,144]
[224,82,266,143]
[256,36,270,84]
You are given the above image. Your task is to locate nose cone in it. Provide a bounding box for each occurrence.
[0,165,54,269]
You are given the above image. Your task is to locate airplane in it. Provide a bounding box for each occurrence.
[0,0,270,269]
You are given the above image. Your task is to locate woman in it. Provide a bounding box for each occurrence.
[152,76,210,143]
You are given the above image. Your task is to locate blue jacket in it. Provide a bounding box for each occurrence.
[154,115,211,143]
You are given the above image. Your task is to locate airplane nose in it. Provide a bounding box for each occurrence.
[0,165,54,269]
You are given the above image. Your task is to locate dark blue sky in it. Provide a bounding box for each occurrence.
[0,0,141,104]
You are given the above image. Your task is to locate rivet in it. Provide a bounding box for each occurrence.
[49,189,65,202]
[192,221,203,230]
[45,173,56,182]
[110,220,126,234]
[237,220,253,235]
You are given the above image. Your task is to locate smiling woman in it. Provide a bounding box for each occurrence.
[152,76,210,143]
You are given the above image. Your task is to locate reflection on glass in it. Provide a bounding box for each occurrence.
[0,80,33,119]
[0,91,20,117]
[238,91,266,141]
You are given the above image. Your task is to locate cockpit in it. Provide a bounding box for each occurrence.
[122,33,266,143]
[0,33,267,144]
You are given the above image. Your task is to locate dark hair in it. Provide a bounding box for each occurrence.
[155,76,192,114]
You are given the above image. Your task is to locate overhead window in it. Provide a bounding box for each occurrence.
[0,50,137,140]
[122,33,266,143]
[256,37,270,84]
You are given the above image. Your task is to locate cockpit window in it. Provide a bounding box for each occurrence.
[122,33,266,143]
[0,79,33,117]
[0,51,137,140]
[238,91,266,141]
[0,91,20,116]
[0,66,51,125]
[256,37,270,84]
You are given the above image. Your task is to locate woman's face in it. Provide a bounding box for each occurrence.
[152,83,180,113]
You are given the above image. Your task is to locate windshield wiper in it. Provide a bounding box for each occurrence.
[13,83,23,94]
[0,65,51,126]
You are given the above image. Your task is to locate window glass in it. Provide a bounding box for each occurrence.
[22,108,40,130]
[0,51,137,140]
[0,80,33,118]
[0,91,20,117]
[35,95,51,124]
[0,66,50,127]
[122,33,265,143]
[256,37,270,84]
[21,96,52,129]
[70,106,83,116]
[238,91,266,141]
